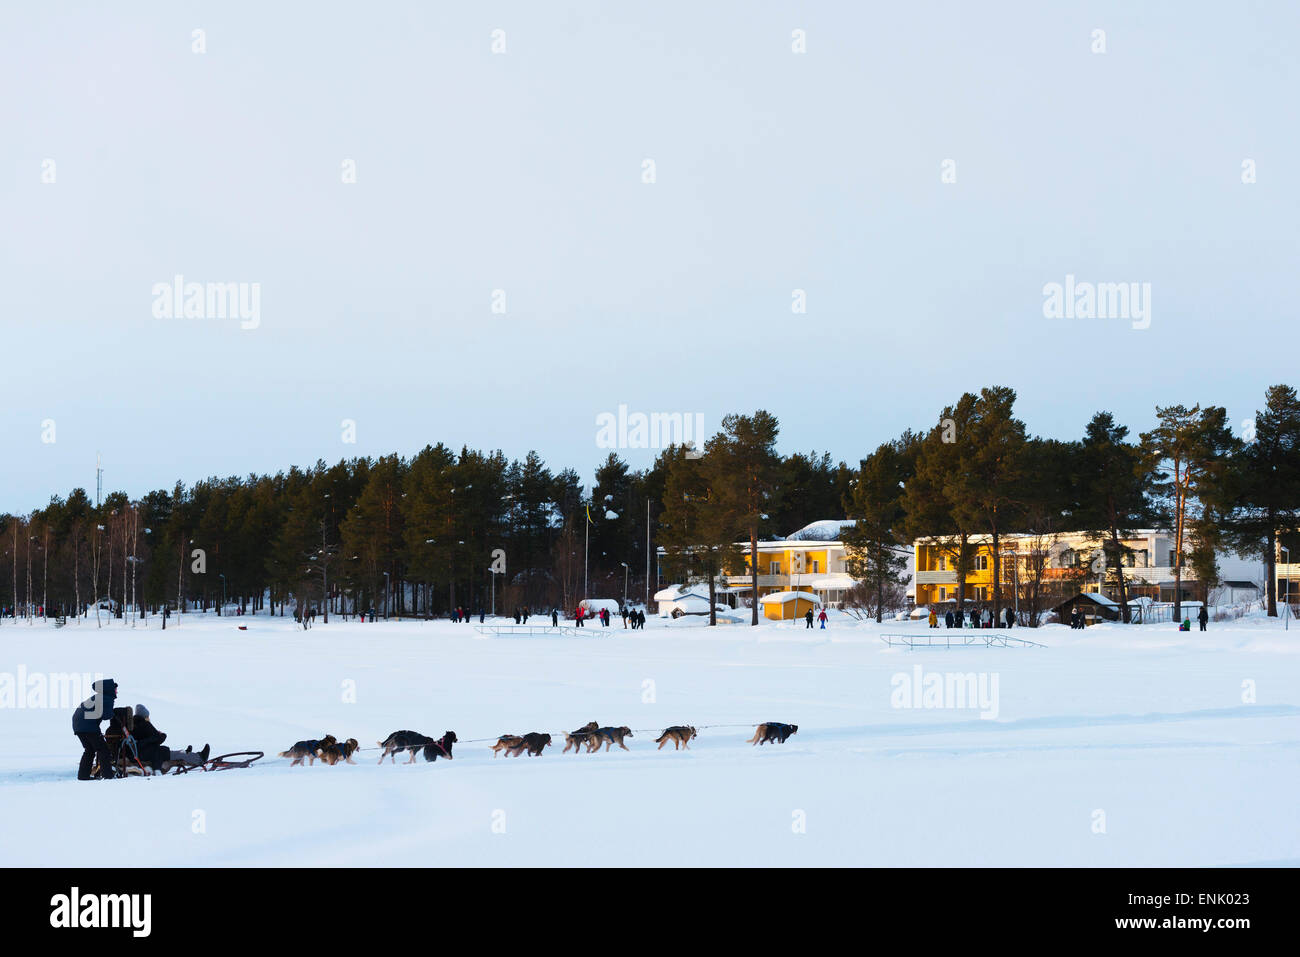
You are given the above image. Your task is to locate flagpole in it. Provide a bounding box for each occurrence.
[584,510,589,601]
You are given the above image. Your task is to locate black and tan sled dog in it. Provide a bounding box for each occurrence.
[655,726,697,750]
[587,726,633,752]
[378,730,455,764]
[513,732,552,757]
[747,722,798,745]
[279,735,337,766]
[562,721,599,754]
[319,737,361,765]
[491,734,525,757]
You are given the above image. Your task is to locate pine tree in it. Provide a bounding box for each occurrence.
[1221,384,1300,616]
[658,444,742,627]
[901,395,980,611]
[712,411,782,626]
[1076,412,1159,622]
[843,435,916,622]
[1140,405,1238,619]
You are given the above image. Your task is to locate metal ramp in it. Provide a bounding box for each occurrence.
[474,624,592,638]
[880,632,1044,649]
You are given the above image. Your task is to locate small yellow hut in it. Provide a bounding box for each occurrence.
[759,590,822,621]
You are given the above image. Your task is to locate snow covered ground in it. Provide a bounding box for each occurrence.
[1,610,1297,866]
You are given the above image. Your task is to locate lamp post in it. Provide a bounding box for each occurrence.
[1282,546,1290,630]
[218,573,226,617]
[620,562,629,608]
[489,564,500,617]
[383,571,391,621]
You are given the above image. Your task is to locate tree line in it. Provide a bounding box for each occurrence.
[838,384,1300,625]
[0,439,847,626]
[4,384,1297,628]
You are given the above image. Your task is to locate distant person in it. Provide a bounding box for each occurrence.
[1004,607,1014,628]
[806,609,816,629]
[551,608,559,627]
[1179,617,1191,632]
[1197,605,1208,631]
[944,610,954,629]
[818,608,828,629]
[575,606,585,628]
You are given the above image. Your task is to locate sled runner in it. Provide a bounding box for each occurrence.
[171,751,264,773]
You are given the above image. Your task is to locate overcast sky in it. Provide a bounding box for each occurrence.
[3,1,1297,511]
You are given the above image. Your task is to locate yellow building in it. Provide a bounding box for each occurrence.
[912,529,1219,608]
[724,524,857,608]
[656,520,861,611]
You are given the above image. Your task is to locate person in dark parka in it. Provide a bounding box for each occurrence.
[72,678,118,780]
[1198,605,1209,631]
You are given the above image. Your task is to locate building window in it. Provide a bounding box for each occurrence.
[810,560,819,574]
[939,587,947,600]
[769,561,781,575]
[974,555,989,571]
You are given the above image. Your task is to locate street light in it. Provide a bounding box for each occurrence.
[620,562,629,608]
[1282,546,1290,630]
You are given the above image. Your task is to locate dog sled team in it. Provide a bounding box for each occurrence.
[274,720,798,767]
[71,677,798,779]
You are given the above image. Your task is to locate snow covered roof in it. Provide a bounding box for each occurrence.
[758,590,822,606]
[673,596,717,614]
[653,583,711,602]
[807,574,856,590]
[785,519,855,542]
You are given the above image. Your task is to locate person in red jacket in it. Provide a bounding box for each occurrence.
[575,606,585,627]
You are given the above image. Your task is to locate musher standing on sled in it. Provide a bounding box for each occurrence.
[73,678,118,780]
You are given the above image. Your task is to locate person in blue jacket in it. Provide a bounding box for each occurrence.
[72,678,118,780]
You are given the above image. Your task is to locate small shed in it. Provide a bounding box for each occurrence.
[1051,592,1120,625]
[760,590,822,621]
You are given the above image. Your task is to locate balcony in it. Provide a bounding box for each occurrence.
[725,574,792,589]
[915,570,958,585]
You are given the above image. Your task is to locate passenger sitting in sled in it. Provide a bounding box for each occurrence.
[129,704,210,772]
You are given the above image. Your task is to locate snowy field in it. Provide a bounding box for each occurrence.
[2,610,1298,867]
